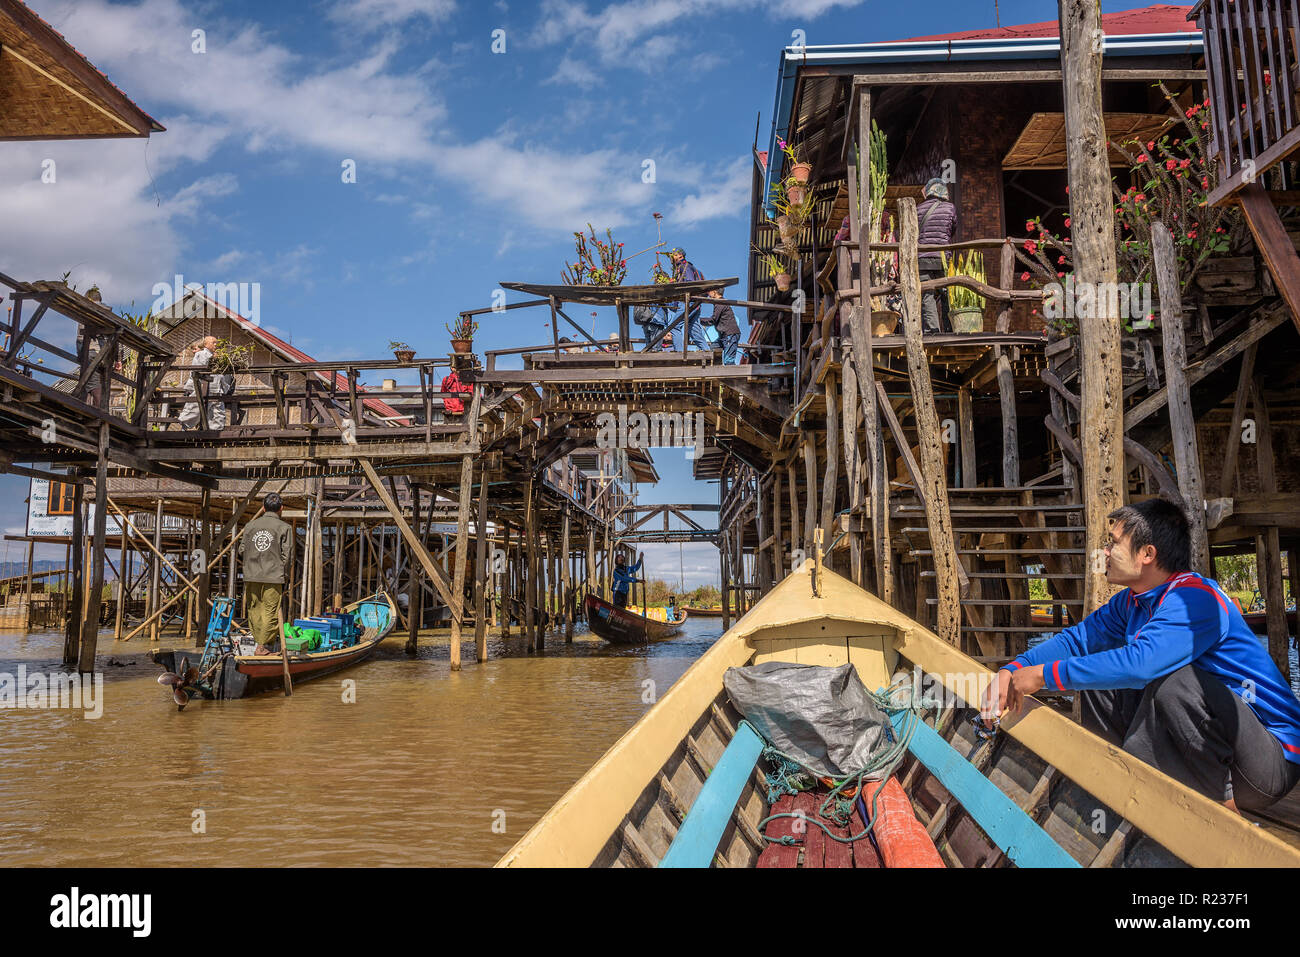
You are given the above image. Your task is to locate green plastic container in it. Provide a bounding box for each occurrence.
[282,624,321,653]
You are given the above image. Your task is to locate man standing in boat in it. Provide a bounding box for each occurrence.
[985,498,1300,813]
[612,554,642,609]
[239,492,293,656]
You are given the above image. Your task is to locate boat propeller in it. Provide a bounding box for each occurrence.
[157,666,199,711]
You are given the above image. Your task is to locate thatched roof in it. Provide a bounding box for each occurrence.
[0,0,163,140]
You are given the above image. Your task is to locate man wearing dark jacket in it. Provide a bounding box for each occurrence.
[917,178,957,334]
[705,289,742,364]
[239,492,293,655]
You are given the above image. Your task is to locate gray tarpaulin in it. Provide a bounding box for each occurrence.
[723,661,892,779]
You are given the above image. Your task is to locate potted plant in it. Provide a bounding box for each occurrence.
[389,340,415,363]
[777,136,812,184]
[753,247,791,292]
[446,316,478,353]
[944,249,987,333]
[865,121,901,335]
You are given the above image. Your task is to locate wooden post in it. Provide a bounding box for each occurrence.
[898,197,962,644]
[474,468,491,661]
[786,461,801,565]
[524,477,537,651]
[1251,381,1289,676]
[561,506,573,642]
[772,469,784,582]
[1152,222,1210,573]
[310,477,324,615]
[22,540,34,634]
[406,489,422,654]
[196,488,212,645]
[82,434,109,661]
[957,386,977,488]
[1062,0,1125,614]
[149,498,163,643]
[756,478,771,594]
[821,372,840,539]
[842,355,864,585]
[720,537,731,629]
[449,453,474,671]
[63,481,84,665]
[995,240,1020,488]
[802,435,817,554]
[1219,344,1258,497]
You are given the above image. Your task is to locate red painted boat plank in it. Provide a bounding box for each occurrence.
[756,794,802,868]
[822,791,855,869]
[796,791,825,868]
[849,800,883,869]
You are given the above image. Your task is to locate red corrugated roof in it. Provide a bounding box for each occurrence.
[893,4,1196,42]
[185,292,409,422]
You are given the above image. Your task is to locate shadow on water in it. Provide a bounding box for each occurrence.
[0,616,723,866]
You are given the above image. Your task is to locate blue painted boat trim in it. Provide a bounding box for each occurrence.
[891,712,1080,868]
[659,722,764,868]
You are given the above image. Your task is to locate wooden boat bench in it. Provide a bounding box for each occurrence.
[657,709,1082,868]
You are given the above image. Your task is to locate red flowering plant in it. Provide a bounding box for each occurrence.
[1108,85,1241,294]
[562,224,629,286]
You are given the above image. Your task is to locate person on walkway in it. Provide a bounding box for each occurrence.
[633,303,673,351]
[705,289,742,365]
[178,336,216,430]
[612,553,642,609]
[917,178,957,335]
[669,248,712,353]
[239,492,293,655]
[984,498,1300,813]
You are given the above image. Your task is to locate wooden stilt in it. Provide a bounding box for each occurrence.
[561,506,573,642]
[449,453,474,672]
[898,197,962,644]
[63,480,84,665]
[821,372,840,539]
[802,435,817,554]
[149,498,163,643]
[406,488,422,654]
[524,477,537,651]
[1153,222,1210,574]
[1250,381,1289,675]
[1062,0,1124,614]
[474,468,491,661]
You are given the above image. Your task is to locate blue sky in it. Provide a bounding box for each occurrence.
[0,0,1164,586]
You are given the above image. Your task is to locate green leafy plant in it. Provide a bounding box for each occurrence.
[388,339,411,352]
[751,245,788,279]
[208,338,252,375]
[446,316,478,340]
[943,249,986,310]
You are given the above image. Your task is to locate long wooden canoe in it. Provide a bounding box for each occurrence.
[681,606,724,618]
[501,564,1300,867]
[153,592,397,701]
[585,593,683,644]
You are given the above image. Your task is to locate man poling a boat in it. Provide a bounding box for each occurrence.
[611,554,642,609]
[239,492,293,656]
[984,498,1300,814]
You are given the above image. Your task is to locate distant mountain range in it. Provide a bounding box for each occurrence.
[0,560,67,580]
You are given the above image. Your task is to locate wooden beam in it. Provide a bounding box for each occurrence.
[1219,343,1258,498]
[1237,182,1300,335]
[357,458,459,615]
[1250,381,1290,676]
[1153,222,1210,574]
[449,453,474,671]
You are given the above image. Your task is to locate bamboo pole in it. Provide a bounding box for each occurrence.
[450,453,474,671]
[474,468,491,661]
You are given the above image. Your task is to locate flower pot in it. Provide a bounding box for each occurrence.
[393,349,415,363]
[950,306,985,333]
[774,272,792,292]
[785,184,807,206]
[871,310,900,337]
[450,339,473,354]
[789,163,812,184]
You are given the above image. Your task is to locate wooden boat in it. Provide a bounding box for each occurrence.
[1243,608,1298,636]
[585,593,683,645]
[501,564,1300,867]
[152,592,397,701]
[682,606,724,618]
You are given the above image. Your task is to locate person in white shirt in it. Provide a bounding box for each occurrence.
[178,336,216,430]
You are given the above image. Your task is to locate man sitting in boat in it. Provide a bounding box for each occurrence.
[985,498,1300,813]
[612,554,642,609]
[239,492,293,656]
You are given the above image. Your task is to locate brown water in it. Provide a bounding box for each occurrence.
[0,617,722,866]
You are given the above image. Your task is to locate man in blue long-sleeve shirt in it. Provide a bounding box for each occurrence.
[669,248,713,353]
[612,554,642,609]
[985,498,1300,812]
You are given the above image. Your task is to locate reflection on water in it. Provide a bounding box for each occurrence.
[0,617,722,867]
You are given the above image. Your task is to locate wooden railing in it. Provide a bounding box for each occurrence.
[1191,0,1300,205]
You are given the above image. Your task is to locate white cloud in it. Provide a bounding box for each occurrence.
[327,0,457,29]
[666,157,751,227]
[545,56,599,88]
